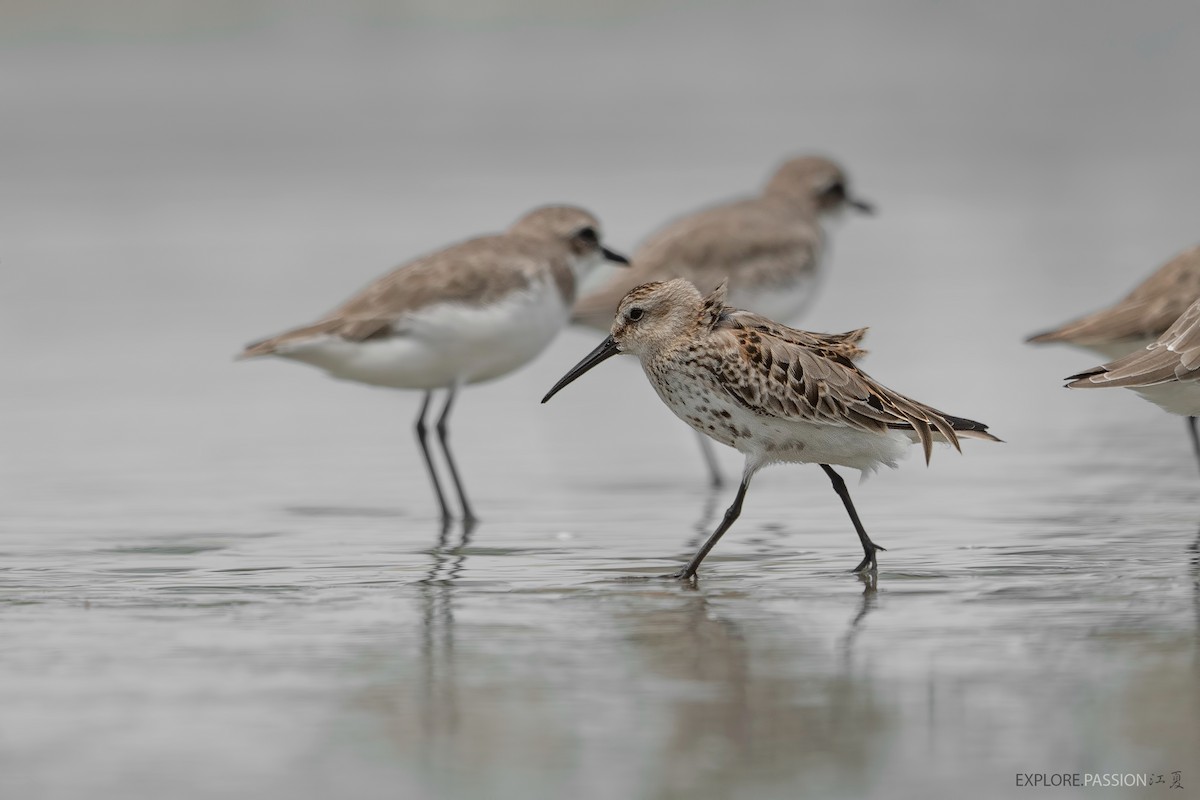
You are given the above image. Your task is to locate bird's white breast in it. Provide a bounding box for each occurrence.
[726,221,831,324]
[275,272,570,390]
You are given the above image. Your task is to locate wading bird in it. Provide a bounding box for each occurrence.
[545,279,998,579]
[241,205,628,523]
[572,156,874,487]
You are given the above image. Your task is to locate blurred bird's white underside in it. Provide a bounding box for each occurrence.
[1129,381,1200,416]
[266,275,570,389]
[727,271,821,325]
[725,215,840,324]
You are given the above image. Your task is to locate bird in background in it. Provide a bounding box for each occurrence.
[1027,244,1200,464]
[240,205,629,524]
[571,155,874,488]
[544,279,999,579]
[1066,294,1200,428]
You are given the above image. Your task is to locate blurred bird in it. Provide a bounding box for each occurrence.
[240,205,629,523]
[1067,295,1200,424]
[571,155,874,487]
[544,279,998,578]
[1028,244,1200,463]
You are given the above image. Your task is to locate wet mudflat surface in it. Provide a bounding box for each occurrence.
[4,3,1200,798]
[4,409,1198,799]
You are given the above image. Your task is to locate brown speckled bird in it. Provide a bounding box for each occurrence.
[572,155,874,487]
[545,279,999,579]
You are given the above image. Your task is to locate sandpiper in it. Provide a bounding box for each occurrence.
[544,279,998,578]
[572,155,873,487]
[1028,244,1200,463]
[1066,296,1200,420]
[240,205,629,523]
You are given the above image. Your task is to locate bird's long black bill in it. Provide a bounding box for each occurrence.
[542,335,622,403]
[602,246,631,265]
[848,197,876,214]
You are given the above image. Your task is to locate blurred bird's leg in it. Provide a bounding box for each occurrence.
[415,391,452,523]
[436,383,477,524]
[1188,417,1200,473]
[690,483,721,540]
[695,431,726,488]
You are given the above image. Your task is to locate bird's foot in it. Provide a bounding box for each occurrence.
[662,568,697,581]
[851,543,887,574]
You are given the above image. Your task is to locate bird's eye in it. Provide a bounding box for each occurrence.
[628,307,644,322]
[821,181,847,199]
[575,226,598,244]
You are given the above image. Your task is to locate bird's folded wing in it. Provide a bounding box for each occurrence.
[720,309,868,361]
[1029,245,1200,345]
[240,237,543,357]
[710,326,973,463]
[332,237,540,320]
[1067,299,1200,387]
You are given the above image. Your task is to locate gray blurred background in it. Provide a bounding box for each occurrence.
[3,2,1199,799]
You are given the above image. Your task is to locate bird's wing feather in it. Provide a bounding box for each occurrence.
[1029,245,1200,345]
[709,321,996,463]
[331,236,542,321]
[721,309,868,361]
[1067,299,1200,388]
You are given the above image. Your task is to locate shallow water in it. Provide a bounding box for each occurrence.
[4,3,1200,798]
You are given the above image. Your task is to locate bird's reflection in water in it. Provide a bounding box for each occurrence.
[841,571,878,660]
[1111,524,1200,782]
[1191,524,1199,647]
[361,518,583,796]
[621,577,891,797]
[422,519,475,585]
[417,519,475,745]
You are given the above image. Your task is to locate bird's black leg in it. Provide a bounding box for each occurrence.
[672,472,753,580]
[820,464,886,573]
[415,391,452,523]
[436,384,476,524]
[1188,417,1200,474]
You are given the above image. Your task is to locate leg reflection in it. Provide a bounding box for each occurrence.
[841,570,879,658]
[418,518,475,743]
[621,579,889,795]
